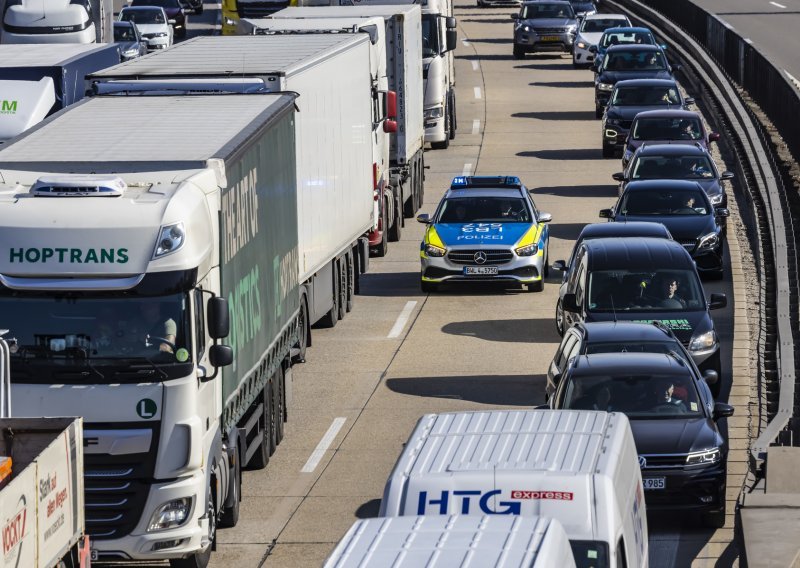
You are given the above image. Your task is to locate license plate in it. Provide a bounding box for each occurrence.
[642,477,666,490]
[464,266,498,275]
[540,35,561,42]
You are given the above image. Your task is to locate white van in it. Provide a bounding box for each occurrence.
[2,0,96,44]
[324,515,576,568]
[380,410,648,568]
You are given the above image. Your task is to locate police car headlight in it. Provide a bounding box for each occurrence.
[697,232,719,251]
[686,447,721,466]
[689,330,716,352]
[597,82,614,92]
[515,243,539,257]
[424,243,446,257]
[710,193,724,205]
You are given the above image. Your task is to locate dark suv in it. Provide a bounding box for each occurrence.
[550,352,733,527]
[623,110,720,168]
[512,0,577,59]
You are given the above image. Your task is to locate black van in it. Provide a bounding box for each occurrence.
[561,237,726,376]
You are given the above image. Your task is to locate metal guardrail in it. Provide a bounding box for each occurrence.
[605,0,798,467]
[0,332,11,418]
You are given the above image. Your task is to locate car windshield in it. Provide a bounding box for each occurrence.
[611,85,680,106]
[600,31,655,48]
[520,3,575,19]
[120,9,165,24]
[582,18,626,33]
[563,372,704,418]
[604,50,667,71]
[586,340,692,365]
[632,117,703,141]
[438,197,532,223]
[114,25,137,41]
[619,189,709,216]
[588,269,705,312]
[132,0,179,7]
[421,14,440,58]
[631,155,715,179]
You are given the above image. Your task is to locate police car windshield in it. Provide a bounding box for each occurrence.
[563,373,703,419]
[619,189,709,216]
[588,269,705,312]
[600,31,654,48]
[611,85,680,106]
[632,117,703,141]
[438,197,532,223]
[631,155,715,179]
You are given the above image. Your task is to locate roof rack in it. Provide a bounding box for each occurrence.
[450,176,523,190]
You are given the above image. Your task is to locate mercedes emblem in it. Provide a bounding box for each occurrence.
[473,251,487,265]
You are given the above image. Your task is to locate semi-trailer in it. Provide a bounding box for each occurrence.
[0,92,300,566]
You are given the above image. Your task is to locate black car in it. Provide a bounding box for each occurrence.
[560,237,726,377]
[547,321,721,399]
[550,352,734,527]
[131,0,187,38]
[594,44,674,118]
[623,109,719,168]
[614,143,734,208]
[601,79,693,158]
[600,180,728,277]
[554,221,672,336]
[113,21,148,61]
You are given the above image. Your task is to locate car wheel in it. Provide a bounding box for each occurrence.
[513,44,525,59]
[555,299,565,336]
[527,279,544,293]
[602,144,615,158]
[595,105,603,119]
[421,280,438,293]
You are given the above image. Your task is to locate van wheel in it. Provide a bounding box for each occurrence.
[527,280,544,292]
[595,105,604,119]
[602,144,615,158]
[703,501,726,528]
[195,4,204,15]
[246,381,272,470]
[169,484,214,568]
[543,245,549,278]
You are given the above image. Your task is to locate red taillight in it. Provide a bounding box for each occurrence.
[386,90,397,119]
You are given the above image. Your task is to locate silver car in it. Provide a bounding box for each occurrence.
[512,0,577,59]
[572,13,631,68]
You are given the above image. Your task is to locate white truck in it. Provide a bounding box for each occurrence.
[0,92,303,566]
[330,0,458,149]
[0,417,90,568]
[248,5,426,223]
[325,515,577,567]
[381,410,649,568]
[89,35,382,323]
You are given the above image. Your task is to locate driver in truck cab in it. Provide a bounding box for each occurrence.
[142,302,177,353]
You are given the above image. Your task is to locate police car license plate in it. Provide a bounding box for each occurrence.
[540,35,561,42]
[642,477,666,490]
[464,266,498,275]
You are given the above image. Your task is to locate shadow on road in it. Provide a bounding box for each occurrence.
[547,222,587,242]
[441,318,559,344]
[518,148,601,160]
[386,374,546,406]
[358,271,423,297]
[515,61,574,71]
[466,37,513,44]
[533,184,618,199]
[511,110,596,121]
[530,80,594,88]
[458,53,517,61]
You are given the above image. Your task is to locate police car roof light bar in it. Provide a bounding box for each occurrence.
[450,176,522,189]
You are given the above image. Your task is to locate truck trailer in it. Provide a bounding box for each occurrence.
[0,43,120,143]
[0,92,300,566]
[89,35,384,331]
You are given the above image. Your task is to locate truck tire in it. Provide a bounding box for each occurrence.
[373,201,389,257]
[403,178,415,218]
[275,366,286,444]
[269,373,279,454]
[317,264,340,328]
[169,484,215,568]
[449,92,457,140]
[418,156,425,205]
[345,252,355,313]
[388,196,402,241]
[337,259,347,321]
[246,381,273,470]
[431,106,450,150]
[292,295,308,363]
[219,451,241,529]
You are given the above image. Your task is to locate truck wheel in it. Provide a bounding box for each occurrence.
[418,156,425,204]
[431,107,450,150]
[403,178,415,218]
[169,485,214,568]
[388,196,402,241]
[449,92,457,140]
[292,295,308,363]
[374,202,389,257]
[337,259,347,321]
[275,366,286,443]
[219,451,241,529]
[246,382,273,470]
[269,373,279,454]
[345,252,355,313]
[513,45,525,59]
[317,264,340,328]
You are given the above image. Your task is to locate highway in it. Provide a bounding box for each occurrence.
[184,4,750,568]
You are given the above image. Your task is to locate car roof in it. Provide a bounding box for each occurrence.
[114,21,134,26]
[624,179,705,192]
[636,143,707,156]
[583,237,694,268]
[614,78,677,88]
[522,0,572,4]
[602,26,652,34]
[570,352,691,375]
[575,321,677,342]
[578,221,671,239]
[120,5,166,11]
[633,109,702,120]
[606,44,663,53]
[584,13,628,19]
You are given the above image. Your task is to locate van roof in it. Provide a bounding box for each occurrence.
[583,237,693,270]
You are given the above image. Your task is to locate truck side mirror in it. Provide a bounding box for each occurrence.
[207,296,230,339]
[446,16,457,29]
[562,293,580,313]
[446,29,457,52]
[386,90,397,119]
[209,344,233,368]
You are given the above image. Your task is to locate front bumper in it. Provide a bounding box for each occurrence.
[144,37,170,49]
[640,460,726,515]
[688,342,721,374]
[93,473,208,562]
[573,44,595,64]
[595,88,612,108]
[514,30,574,53]
[421,246,545,284]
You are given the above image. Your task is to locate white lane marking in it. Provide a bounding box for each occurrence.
[472,119,480,135]
[462,163,473,176]
[471,61,479,71]
[770,1,786,7]
[462,39,470,46]
[474,87,482,99]
[301,417,346,473]
[388,301,418,339]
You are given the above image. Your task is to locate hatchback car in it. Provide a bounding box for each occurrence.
[547,321,721,399]
[623,110,720,168]
[601,79,693,157]
[113,21,148,61]
[572,13,630,68]
[594,44,673,117]
[614,143,734,208]
[560,237,726,376]
[591,26,659,72]
[417,176,552,292]
[119,6,173,50]
[549,352,734,528]
[131,0,186,39]
[511,0,577,59]
[600,180,728,278]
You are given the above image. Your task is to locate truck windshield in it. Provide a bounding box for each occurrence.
[0,292,191,382]
[570,540,610,568]
[421,14,440,58]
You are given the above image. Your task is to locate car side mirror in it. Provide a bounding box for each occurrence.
[709,293,727,310]
[715,208,730,218]
[538,212,552,223]
[589,45,597,53]
[553,260,567,272]
[612,172,626,182]
[684,97,695,106]
[416,213,431,224]
[599,208,613,219]
[713,402,734,420]
[703,369,719,385]
[720,171,735,181]
[511,14,519,20]
[708,132,721,143]
[562,293,580,313]
[207,296,230,339]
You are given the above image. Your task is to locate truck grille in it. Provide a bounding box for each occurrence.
[237,1,289,17]
[448,249,514,265]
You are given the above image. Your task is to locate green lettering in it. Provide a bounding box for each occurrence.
[100,249,114,263]
[70,249,82,263]
[253,265,262,334]
[25,249,40,263]
[84,249,98,263]
[56,248,68,262]
[41,248,54,262]
[1,100,16,113]
[9,248,23,263]
[117,249,128,264]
